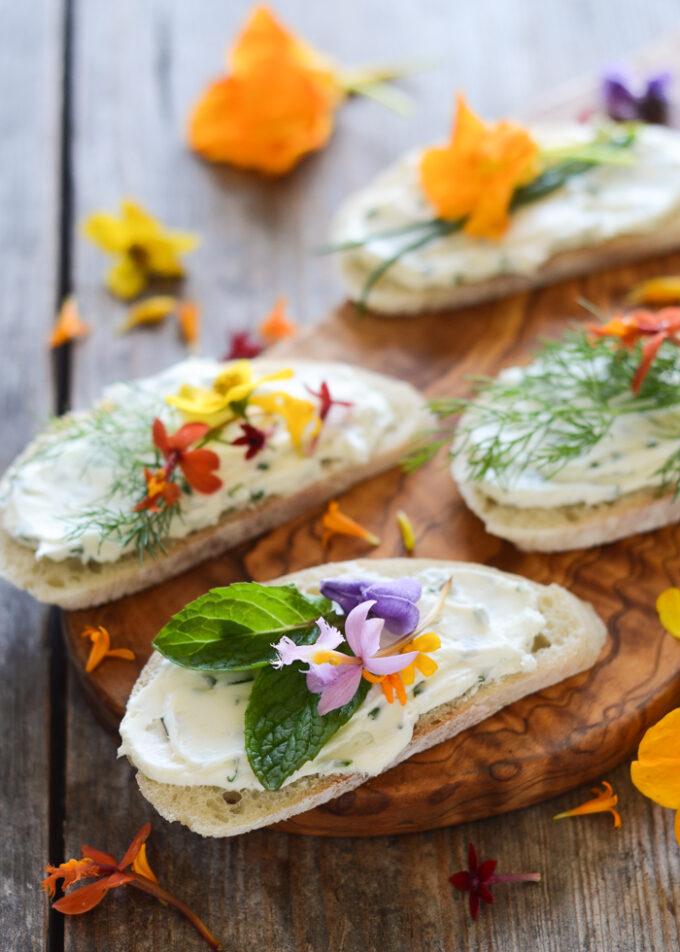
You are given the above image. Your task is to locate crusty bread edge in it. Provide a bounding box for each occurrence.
[454,475,680,552]
[127,558,607,837]
[0,365,429,609]
[338,222,680,317]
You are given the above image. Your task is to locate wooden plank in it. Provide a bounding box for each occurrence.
[0,1,64,949]
[63,1,680,950]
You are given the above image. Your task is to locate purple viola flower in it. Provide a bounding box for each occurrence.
[271,601,418,715]
[320,577,422,637]
[602,69,672,124]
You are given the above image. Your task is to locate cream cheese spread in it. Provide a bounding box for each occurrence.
[0,359,424,563]
[333,123,680,294]
[452,362,680,509]
[119,564,546,789]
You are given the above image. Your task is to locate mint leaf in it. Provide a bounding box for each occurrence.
[244,662,370,790]
[152,583,332,671]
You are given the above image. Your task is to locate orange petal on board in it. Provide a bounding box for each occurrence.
[177,300,200,347]
[49,297,91,348]
[259,296,298,343]
[321,501,380,547]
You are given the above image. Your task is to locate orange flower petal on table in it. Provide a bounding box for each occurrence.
[188,6,341,175]
[80,625,135,674]
[259,296,298,343]
[631,708,680,813]
[321,500,380,547]
[177,300,200,347]
[627,276,680,306]
[553,781,622,828]
[49,297,90,348]
[420,94,539,240]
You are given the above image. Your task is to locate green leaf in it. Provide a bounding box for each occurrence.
[244,661,370,790]
[152,583,332,671]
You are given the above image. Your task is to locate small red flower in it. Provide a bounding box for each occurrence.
[152,418,222,494]
[305,381,353,423]
[587,307,680,394]
[450,843,540,921]
[230,422,269,460]
[133,468,182,512]
[223,330,265,360]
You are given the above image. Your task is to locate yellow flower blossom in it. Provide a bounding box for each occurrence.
[627,276,680,306]
[656,587,680,639]
[631,707,680,847]
[250,391,320,452]
[167,360,293,428]
[83,199,199,299]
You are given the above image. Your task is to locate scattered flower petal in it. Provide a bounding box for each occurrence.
[656,587,680,639]
[80,626,135,674]
[250,390,320,452]
[121,296,177,333]
[587,308,680,394]
[83,199,198,300]
[553,781,621,827]
[49,297,90,348]
[602,69,672,124]
[321,500,380,547]
[450,843,540,921]
[396,509,416,553]
[177,300,200,348]
[223,330,264,360]
[627,276,680,306]
[420,94,539,239]
[259,296,298,343]
[230,421,269,459]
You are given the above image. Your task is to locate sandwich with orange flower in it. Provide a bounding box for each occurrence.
[328,95,680,314]
[0,358,428,608]
[118,557,606,837]
[405,300,680,550]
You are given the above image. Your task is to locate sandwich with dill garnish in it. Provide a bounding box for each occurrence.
[326,94,680,315]
[0,357,428,608]
[405,306,680,551]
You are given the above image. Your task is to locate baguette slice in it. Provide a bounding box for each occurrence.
[0,361,429,609]
[123,558,607,838]
[332,123,680,317]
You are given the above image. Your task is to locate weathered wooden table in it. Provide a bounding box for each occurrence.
[3,2,680,949]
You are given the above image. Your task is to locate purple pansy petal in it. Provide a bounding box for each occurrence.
[319,578,366,614]
[602,72,637,120]
[365,585,422,636]
[640,72,672,124]
[344,600,378,656]
[364,649,419,677]
[317,664,363,715]
[602,68,673,124]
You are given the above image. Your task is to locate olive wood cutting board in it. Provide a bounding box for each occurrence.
[62,38,680,834]
[62,270,680,835]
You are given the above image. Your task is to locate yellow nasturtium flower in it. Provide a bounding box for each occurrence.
[167,360,293,429]
[83,200,199,299]
[631,707,680,847]
[250,391,320,452]
[420,94,539,240]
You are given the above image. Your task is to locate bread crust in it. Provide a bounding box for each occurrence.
[0,364,428,608]
[125,558,607,837]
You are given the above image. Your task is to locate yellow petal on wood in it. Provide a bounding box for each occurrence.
[627,276,680,306]
[656,587,680,638]
[106,255,148,300]
[121,296,178,333]
[82,213,131,252]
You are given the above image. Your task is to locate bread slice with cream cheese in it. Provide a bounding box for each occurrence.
[120,558,606,838]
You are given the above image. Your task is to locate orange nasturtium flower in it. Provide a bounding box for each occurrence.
[587,307,680,394]
[420,94,539,240]
[321,500,380,547]
[259,296,298,343]
[83,200,199,300]
[80,626,135,674]
[49,297,90,348]
[631,707,680,847]
[188,6,343,175]
[553,781,622,827]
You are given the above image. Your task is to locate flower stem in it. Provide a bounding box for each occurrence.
[128,872,225,950]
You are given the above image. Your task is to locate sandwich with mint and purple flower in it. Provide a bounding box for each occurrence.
[119,558,605,837]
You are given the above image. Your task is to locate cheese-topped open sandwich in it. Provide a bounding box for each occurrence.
[119,558,606,837]
[425,308,680,551]
[330,95,680,315]
[0,359,428,608]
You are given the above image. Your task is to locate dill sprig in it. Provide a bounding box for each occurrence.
[403,329,680,494]
[322,127,637,309]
